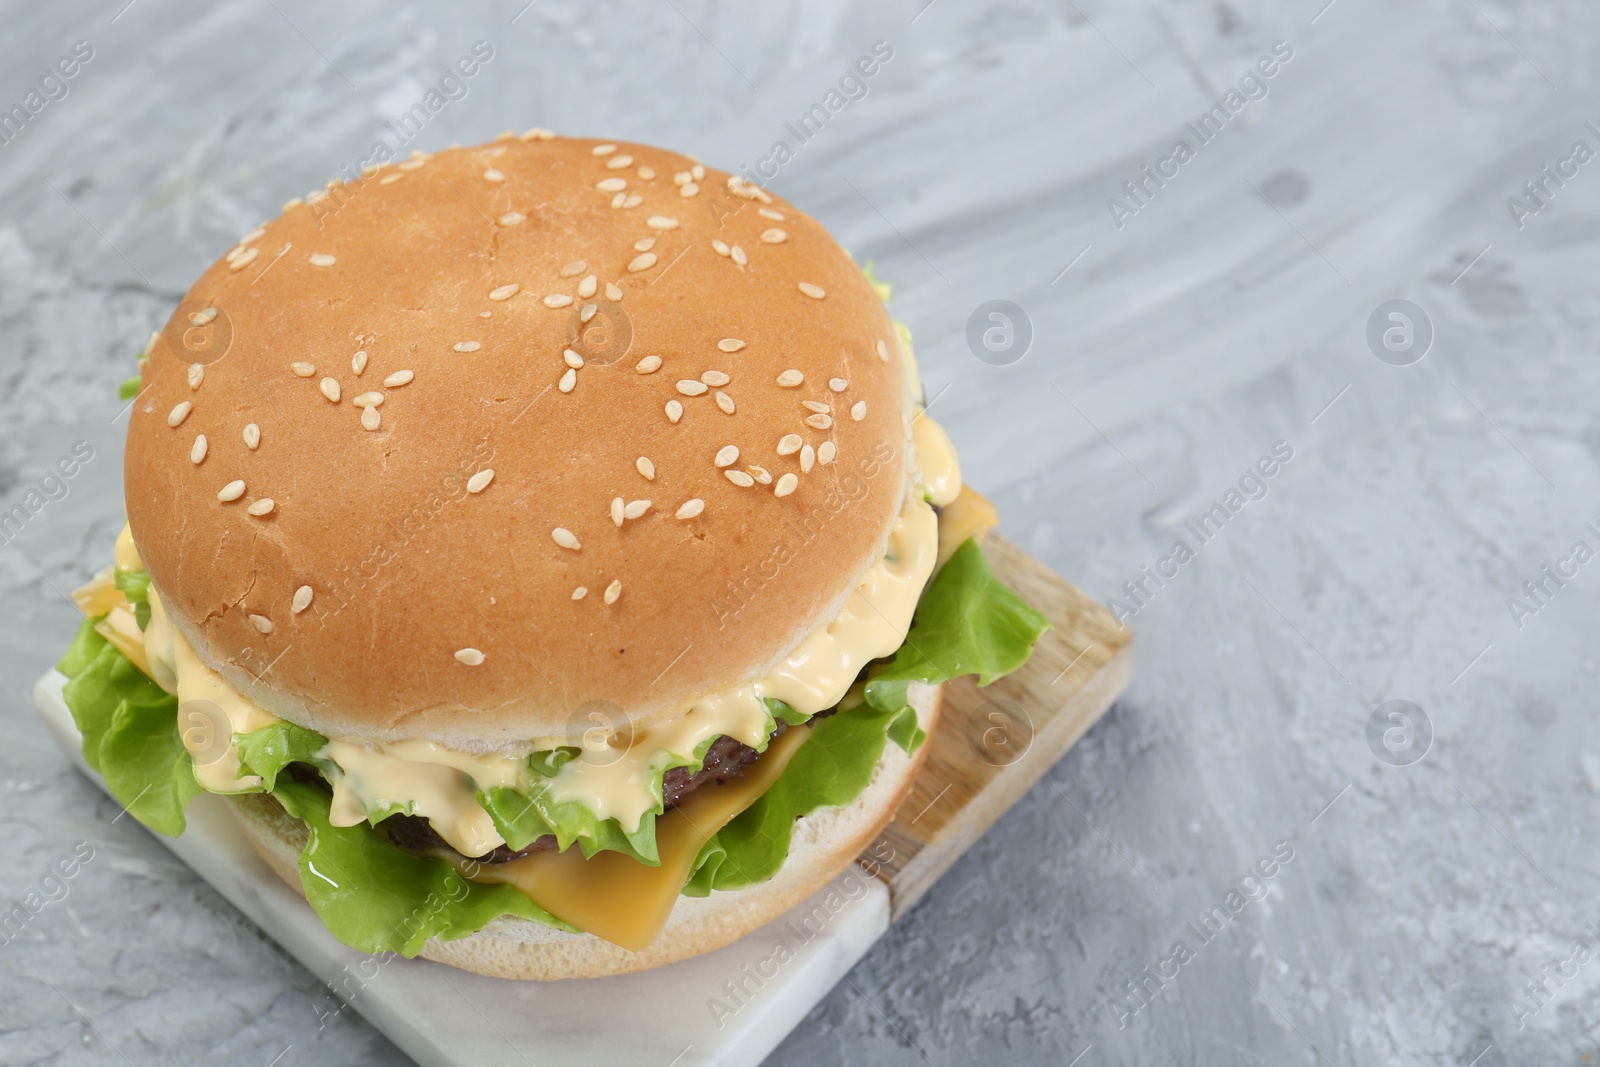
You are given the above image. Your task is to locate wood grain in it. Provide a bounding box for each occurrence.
[860,534,1134,919]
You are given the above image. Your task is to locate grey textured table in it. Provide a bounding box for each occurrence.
[1,0,1596,1063]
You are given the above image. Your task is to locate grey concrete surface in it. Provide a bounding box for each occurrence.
[0,0,1596,1063]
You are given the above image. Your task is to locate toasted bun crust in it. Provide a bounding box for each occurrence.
[125,135,910,748]
[229,681,938,979]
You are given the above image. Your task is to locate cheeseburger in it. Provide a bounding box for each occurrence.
[58,131,1049,979]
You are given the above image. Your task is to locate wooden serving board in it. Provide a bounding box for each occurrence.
[866,534,1134,916]
[32,534,1130,1067]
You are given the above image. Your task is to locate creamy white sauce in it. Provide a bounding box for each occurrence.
[90,349,965,856]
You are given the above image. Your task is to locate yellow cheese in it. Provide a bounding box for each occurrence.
[73,567,123,617]
[936,485,1000,568]
[114,524,143,572]
[466,722,813,950]
[94,607,153,679]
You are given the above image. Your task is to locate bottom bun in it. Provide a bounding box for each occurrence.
[228,681,940,979]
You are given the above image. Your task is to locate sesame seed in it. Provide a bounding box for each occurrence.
[775,473,799,497]
[622,194,643,209]
[730,246,748,267]
[680,182,699,198]
[560,261,587,278]
[249,614,273,634]
[818,440,837,465]
[499,212,526,226]
[544,295,574,308]
[563,349,585,368]
[309,253,336,267]
[637,457,655,480]
[604,579,622,605]
[453,342,481,353]
[552,527,581,550]
[712,240,730,257]
[384,370,414,388]
[243,424,261,449]
[675,170,691,185]
[592,144,617,156]
[802,400,831,414]
[806,413,833,430]
[167,400,192,427]
[229,248,259,271]
[606,154,633,169]
[489,283,521,301]
[777,434,802,455]
[352,391,383,407]
[352,350,368,375]
[578,274,598,298]
[624,499,651,520]
[319,378,341,402]
[715,392,735,414]
[758,207,785,221]
[634,237,656,253]
[648,216,679,230]
[380,173,403,185]
[399,159,427,171]
[580,303,597,323]
[748,466,772,484]
[638,166,655,180]
[598,178,627,192]
[484,168,506,183]
[701,370,731,386]
[283,198,303,210]
[714,445,740,468]
[559,368,577,393]
[190,435,206,464]
[291,362,315,377]
[247,498,275,516]
[724,470,755,487]
[293,586,314,613]
[606,282,623,301]
[495,130,514,141]
[665,400,683,423]
[760,229,787,244]
[218,480,246,502]
[572,586,588,600]
[226,245,250,264]
[611,497,625,526]
[776,369,804,387]
[718,338,746,353]
[800,445,815,472]
[467,469,495,493]
[675,498,705,520]
[361,406,381,431]
[829,378,849,392]
[692,164,705,181]
[239,227,266,244]
[677,380,708,396]
[636,355,662,374]
[627,252,658,272]
[799,282,827,299]
[455,648,486,666]
[191,306,219,326]
[852,401,867,421]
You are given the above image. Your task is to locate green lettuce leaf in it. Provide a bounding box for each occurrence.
[117,374,143,400]
[273,777,576,956]
[56,617,202,835]
[862,260,893,302]
[234,720,329,792]
[478,781,665,864]
[683,700,919,896]
[114,567,151,630]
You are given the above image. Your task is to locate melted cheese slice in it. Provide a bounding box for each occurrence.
[465,722,813,950]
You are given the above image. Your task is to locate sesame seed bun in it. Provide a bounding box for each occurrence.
[124,135,912,750]
[227,681,938,978]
